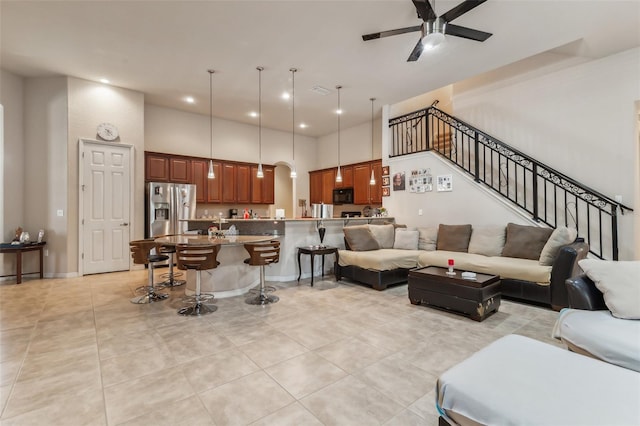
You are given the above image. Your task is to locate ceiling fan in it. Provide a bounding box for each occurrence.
[362,0,492,62]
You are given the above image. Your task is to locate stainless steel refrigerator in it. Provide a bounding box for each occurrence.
[146,182,197,239]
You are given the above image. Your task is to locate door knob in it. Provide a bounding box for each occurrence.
[120,222,129,226]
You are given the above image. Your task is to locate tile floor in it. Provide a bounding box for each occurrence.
[0,270,563,425]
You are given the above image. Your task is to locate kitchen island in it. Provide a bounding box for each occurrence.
[176,217,393,298]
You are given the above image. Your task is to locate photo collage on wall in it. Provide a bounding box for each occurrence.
[381,166,390,196]
[409,168,433,193]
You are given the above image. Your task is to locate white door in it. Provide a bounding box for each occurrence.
[81,140,132,274]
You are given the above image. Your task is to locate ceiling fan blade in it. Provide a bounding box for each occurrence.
[407,38,424,62]
[412,0,436,21]
[441,0,488,23]
[362,25,421,41]
[445,23,492,41]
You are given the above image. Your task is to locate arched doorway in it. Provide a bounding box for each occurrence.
[274,162,296,218]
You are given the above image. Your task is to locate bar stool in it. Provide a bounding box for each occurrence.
[158,244,186,288]
[244,240,281,305]
[175,243,220,316]
[129,239,169,304]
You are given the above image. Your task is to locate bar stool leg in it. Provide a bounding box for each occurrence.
[245,265,279,305]
[178,270,217,316]
[159,252,186,288]
[131,262,169,304]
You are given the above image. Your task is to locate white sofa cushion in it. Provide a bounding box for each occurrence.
[539,227,577,266]
[467,226,505,257]
[338,249,420,271]
[393,229,419,250]
[417,227,438,251]
[553,309,640,372]
[418,250,552,284]
[579,259,640,319]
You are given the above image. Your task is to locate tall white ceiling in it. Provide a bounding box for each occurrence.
[2,1,639,137]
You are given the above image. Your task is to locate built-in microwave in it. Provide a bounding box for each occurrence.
[333,188,354,204]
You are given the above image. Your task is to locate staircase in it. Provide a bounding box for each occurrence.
[388,106,633,260]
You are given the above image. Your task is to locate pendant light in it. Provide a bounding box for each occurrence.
[369,97,376,185]
[256,66,264,178]
[335,85,343,183]
[290,68,297,179]
[207,69,215,179]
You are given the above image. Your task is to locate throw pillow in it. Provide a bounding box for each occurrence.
[538,226,578,265]
[393,229,419,250]
[579,259,640,319]
[436,224,472,253]
[343,225,379,251]
[368,224,395,249]
[418,227,438,251]
[501,223,553,260]
[467,226,506,257]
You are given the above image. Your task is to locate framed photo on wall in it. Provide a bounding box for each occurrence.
[382,186,390,197]
[382,166,390,176]
[382,176,390,186]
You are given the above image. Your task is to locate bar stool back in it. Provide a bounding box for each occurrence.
[175,243,220,316]
[244,240,281,305]
[129,239,169,304]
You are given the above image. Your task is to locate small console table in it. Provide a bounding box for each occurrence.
[0,242,46,284]
[297,245,338,287]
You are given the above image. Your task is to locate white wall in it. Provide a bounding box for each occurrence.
[144,104,316,213]
[0,70,25,275]
[316,117,382,170]
[23,77,69,274]
[384,48,640,260]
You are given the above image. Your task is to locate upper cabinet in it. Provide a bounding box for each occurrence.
[310,160,382,206]
[145,153,170,182]
[309,171,323,204]
[353,160,382,205]
[146,152,274,205]
[335,165,353,189]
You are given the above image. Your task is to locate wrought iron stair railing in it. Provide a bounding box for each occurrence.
[388,106,633,260]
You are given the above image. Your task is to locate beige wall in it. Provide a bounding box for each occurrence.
[68,78,146,274]
[315,117,383,170]
[0,70,25,275]
[144,104,316,216]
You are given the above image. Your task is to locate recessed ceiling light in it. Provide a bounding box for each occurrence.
[99,78,110,84]
[336,109,343,115]
[299,123,308,129]
[185,96,195,104]
[281,92,290,100]
[249,111,258,118]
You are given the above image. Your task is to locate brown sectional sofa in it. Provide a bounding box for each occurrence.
[335,223,589,310]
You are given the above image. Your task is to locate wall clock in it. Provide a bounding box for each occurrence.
[97,122,119,141]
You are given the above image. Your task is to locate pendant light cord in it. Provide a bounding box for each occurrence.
[336,85,341,167]
[291,68,296,162]
[257,66,263,166]
[370,97,375,160]
[209,70,214,158]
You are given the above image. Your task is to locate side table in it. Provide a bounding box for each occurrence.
[297,245,338,287]
[0,242,46,284]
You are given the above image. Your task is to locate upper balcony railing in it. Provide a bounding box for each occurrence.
[388,106,633,260]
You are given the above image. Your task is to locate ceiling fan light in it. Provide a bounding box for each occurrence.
[422,31,445,49]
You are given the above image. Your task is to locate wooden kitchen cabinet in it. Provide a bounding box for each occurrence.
[370,160,382,204]
[222,163,236,203]
[250,165,275,204]
[236,164,251,204]
[335,165,353,188]
[309,171,323,204]
[192,159,222,203]
[145,153,170,182]
[353,160,382,205]
[169,157,190,183]
[321,169,335,204]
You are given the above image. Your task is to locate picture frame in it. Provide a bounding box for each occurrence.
[382,186,390,197]
[382,176,390,186]
[382,166,389,176]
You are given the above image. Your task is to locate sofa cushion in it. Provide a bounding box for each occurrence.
[393,229,419,250]
[338,248,420,271]
[418,227,438,251]
[501,223,553,260]
[578,259,640,319]
[552,309,640,372]
[436,224,472,253]
[343,225,379,251]
[368,224,395,249]
[418,250,552,284]
[467,226,506,257]
[538,227,577,266]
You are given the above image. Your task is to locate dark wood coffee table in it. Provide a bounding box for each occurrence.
[408,266,500,321]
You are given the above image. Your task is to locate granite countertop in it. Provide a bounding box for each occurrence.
[183,217,392,222]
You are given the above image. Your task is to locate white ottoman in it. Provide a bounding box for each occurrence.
[436,334,640,426]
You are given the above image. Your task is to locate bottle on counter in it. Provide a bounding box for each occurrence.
[243,208,250,219]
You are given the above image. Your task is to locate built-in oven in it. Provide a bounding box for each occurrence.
[333,188,354,204]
